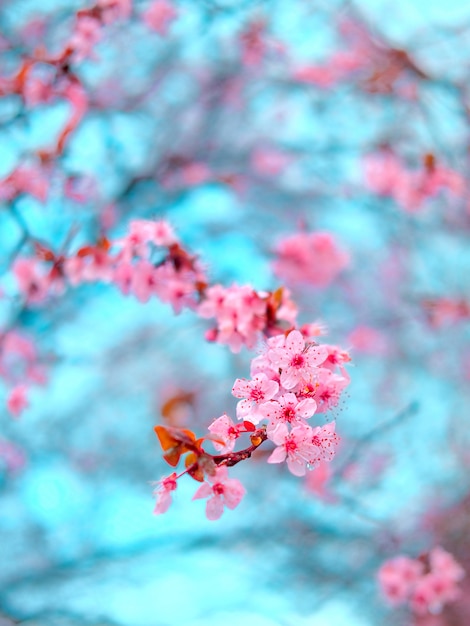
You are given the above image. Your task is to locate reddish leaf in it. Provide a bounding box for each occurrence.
[77,246,94,258]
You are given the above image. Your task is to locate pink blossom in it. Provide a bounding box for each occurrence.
[65,248,113,285]
[98,0,132,23]
[232,373,279,423]
[249,351,279,381]
[131,259,157,303]
[7,385,29,417]
[70,16,102,63]
[299,367,349,413]
[63,256,86,286]
[378,556,424,606]
[208,414,244,453]
[113,262,134,296]
[267,422,315,476]
[142,0,178,36]
[260,392,317,432]
[273,231,349,288]
[310,421,340,463]
[321,344,352,374]
[115,219,177,263]
[378,548,464,615]
[363,151,465,212]
[268,329,328,389]
[198,285,267,352]
[129,219,177,247]
[192,466,245,520]
[13,258,52,304]
[153,472,177,515]
[429,546,465,584]
[153,264,201,313]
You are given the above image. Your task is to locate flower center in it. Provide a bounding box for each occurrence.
[282,406,296,422]
[290,353,305,369]
[250,388,264,402]
[213,483,225,495]
[285,437,297,452]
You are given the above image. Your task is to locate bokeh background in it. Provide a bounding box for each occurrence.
[2,0,470,624]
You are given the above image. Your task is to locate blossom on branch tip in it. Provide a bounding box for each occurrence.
[192,466,245,521]
[152,473,178,515]
[208,414,244,453]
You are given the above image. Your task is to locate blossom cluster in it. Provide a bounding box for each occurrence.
[198,284,298,352]
[272,231,349,288]
[152,328,350,520]
[364,150,465,212]
[9,220,306,364]
[11,219,206,315]
[378,547,465,615]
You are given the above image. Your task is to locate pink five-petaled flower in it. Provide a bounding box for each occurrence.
[298,368,349,413]
[267,422,315,477]
[268,329,327,389]
[310,421,340,464]
[232,373,279,424]
[152,472,178,515]
[192,465,245,521]
[208,414,245,453]
[13,258,52,305]
[260,393,317,433]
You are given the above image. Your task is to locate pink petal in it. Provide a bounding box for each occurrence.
[280,367,300,390]
[267,445,287,464]
[232,378,251,398]
[306,345,328,367]
[268,422,289,445]
[286,329,304,353]
[287,457,306,476]
[223,479,246,509]
[296,398,317,418]
[192,483,212,500]
[206,496,224,520]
